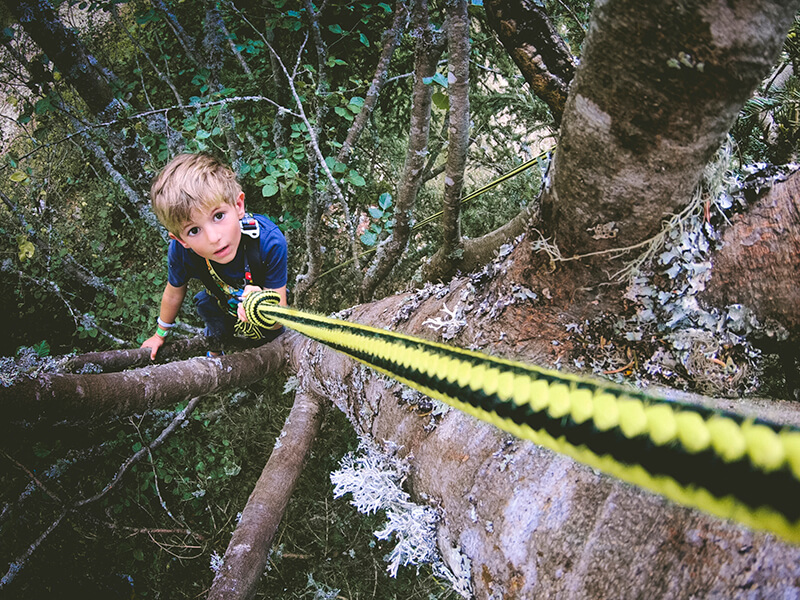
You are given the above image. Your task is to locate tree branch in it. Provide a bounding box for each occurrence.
[483,0,576,125]
[207,390,325,600]
[360,0,445,300]
[440,0,471,268]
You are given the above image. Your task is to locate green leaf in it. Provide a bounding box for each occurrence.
[261,182,279,197]
[377,3,392,12]
[432,90,450,110]
[368,206,384,219]
[196,129,211,139]
[328,23,343,34]
[378,192,392,210]
[359,33,369,47]
[346,171,366,187]
[360,231,377,246]
[10,170,28,183]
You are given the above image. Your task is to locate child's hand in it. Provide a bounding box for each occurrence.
[237,285,263,322]
[141,334,166,360]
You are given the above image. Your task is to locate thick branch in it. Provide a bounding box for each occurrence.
[484,0,576,125]
[360,0,445,300]
[701,169,800,338]
[440,0,470,264]
[207,390,324,600]
[1,336,288,427]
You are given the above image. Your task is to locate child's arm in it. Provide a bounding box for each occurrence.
[141,282,188,359]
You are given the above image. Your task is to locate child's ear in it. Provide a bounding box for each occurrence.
[169,232,190,249]
[235,192,246,218]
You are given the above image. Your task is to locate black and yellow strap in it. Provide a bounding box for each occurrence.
[242,291,800,543]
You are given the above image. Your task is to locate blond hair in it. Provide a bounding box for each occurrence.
[151,153,243,236]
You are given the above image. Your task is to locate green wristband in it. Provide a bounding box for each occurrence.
[156,326,170,338]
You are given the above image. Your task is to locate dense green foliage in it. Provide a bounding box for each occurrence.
[1,0,798,596]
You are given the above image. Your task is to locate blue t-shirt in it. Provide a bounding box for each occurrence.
[167,213,288,292]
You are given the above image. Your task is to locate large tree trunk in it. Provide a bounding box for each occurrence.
[288,278,800,599]
[702,169,800,340]
[541,0,800,261]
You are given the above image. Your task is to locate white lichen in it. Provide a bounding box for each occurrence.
[331,438,473,597]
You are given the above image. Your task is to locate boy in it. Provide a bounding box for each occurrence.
[141,153,288,359]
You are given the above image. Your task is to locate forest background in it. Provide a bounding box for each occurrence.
[0,0,799,598]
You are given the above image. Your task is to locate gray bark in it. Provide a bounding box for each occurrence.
[542,0,800,261]
[1,338,286,427]
[360,0,445,300]
[208,390,325,600]
[289,285,800,600]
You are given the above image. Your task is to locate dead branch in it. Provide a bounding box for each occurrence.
[207,389,325,600]
[0,335,289,427]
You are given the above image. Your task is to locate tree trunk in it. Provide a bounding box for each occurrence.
[5,0,155,199]
[360,0,445,300]
[541,0,800,261]
[287,280,800,600]
[4,0,116,115]
[439,0,470,271]
[1,337,286,426]
[701,169,800,340]
[484,0,576,125]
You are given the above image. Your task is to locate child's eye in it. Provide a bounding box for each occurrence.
[187,226,200,237]
[213,211,226,222]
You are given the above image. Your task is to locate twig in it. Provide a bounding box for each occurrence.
[74,396,203,507]
[0,510,67,588]
[0,450,63,505]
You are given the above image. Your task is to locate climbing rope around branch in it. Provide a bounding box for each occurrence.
[243,291,800,544]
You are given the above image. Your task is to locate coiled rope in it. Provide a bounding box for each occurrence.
[243,291,800,543]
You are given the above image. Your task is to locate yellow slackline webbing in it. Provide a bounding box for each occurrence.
[243,291,800,544]
[318,151,548,280]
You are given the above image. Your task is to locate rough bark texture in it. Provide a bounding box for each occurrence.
[361,0,444,300]
[208,390,324,600]
[338,0,409,164]
[1,338,285,426]
[542,0,800,260]
[484,0,576,125]
[702,169,800,339]
[65,337,209,374]
[287,264,800,600]
[440,0,470,263]
[4,0,116,115]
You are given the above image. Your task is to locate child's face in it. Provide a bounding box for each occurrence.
[171,192,246,264]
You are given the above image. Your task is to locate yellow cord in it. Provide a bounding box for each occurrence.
[243,293,800,544]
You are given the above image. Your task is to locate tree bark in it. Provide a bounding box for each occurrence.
[484,0,576,125]
[208,390,324,600]
[1,336,287,427]
[702,169,800,339]
[286,280,800,600]
[439,0,470,272]
[360,0,445,300]
[4,0,155,198]
[542,0,800,261]
[4,0,116,115]
[293,0,408,304]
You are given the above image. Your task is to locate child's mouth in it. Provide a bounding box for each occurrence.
[214,245,229,257]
